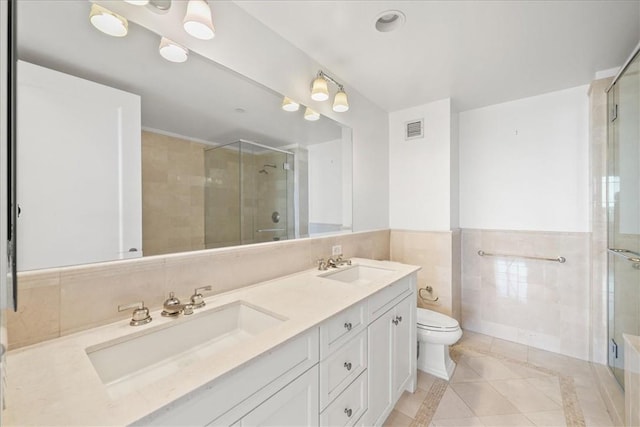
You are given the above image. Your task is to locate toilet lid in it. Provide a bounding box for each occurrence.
[416,308,459,331]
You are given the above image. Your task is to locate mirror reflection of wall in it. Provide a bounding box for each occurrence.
[16,0,352,271]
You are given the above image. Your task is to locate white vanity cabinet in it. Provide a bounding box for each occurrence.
[365,275,416,427]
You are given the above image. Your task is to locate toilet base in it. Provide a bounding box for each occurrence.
[417,341,456,381]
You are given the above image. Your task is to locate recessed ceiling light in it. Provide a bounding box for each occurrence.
[374,10,405,33]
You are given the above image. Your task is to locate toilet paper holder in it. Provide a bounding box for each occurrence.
[419,285,439,302]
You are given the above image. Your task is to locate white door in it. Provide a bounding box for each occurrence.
[237,367,319,427]
[366,309,393,426]
[17,61,141,270]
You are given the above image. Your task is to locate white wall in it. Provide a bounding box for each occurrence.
[98,1,389,232]
[389,98,452,231]
[308,139,342,225]
[459,85,590,232]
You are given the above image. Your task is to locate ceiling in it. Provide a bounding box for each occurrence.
[236,1,640,112]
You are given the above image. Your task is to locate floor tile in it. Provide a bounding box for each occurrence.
[417,369,437,391]
[383,409,413,427]
[450,382,520,417]
[459,330,494,351]
[490,338,528,362]
[451,360,484,383]
[489,379,561,413]
[394,389,428,419]
[479,413,535,426]
[432,417,485,426]
[524,410,567,427]
[463,356,522,381]
[526,377,563,406]
[432,387,475,420]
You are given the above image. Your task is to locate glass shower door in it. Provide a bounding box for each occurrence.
[607,51,640,388]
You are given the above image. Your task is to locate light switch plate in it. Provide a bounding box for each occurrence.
[332,245,342,256]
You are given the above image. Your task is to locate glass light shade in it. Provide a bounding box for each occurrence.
[89,4,128,37]
[281,97,300,112]
[311,77,329,101]
[183,0,215,40]
[304,107,320,121]
[159,37,189,63]
[124,0,150,5]
[332,90,349,112]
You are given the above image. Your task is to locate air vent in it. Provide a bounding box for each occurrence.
[405,119,424,140]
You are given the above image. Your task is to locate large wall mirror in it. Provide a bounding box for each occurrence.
[16,0,353,272]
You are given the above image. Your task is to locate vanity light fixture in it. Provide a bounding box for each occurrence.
[281,97,300,112]
[159,37,188,63]
[124,0,150,5]
[89,4,128,37]
[310,71,350,112]
[304,107,320,121]
[183,0,215,40]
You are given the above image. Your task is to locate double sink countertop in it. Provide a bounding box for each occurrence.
[4,258,419,426]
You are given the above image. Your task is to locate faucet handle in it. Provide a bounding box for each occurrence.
[118,301,152,326]
[190,286,212,309]
[164,292,181,307]
[317,258,328,271]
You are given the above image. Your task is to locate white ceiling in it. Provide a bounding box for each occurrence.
[236,1,640,112]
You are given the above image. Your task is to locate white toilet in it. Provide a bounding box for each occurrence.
[416,308,463,380]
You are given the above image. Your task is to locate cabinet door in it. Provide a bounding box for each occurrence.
[235,367,319,427]
[366,309,393,426]
[392,296,413,398]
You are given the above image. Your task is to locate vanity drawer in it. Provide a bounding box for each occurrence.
[320,330,367,410]
[367,275,413,322]
[320,370,368,427]
[320,302,366,359]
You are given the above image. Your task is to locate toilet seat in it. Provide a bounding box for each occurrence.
[416,308,460,332]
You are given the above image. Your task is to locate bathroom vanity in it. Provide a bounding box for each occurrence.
[4,258,418,426]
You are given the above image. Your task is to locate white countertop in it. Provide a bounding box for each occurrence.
[4,258,419,426]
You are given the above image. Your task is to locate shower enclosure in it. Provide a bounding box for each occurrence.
[204,140,294,248]
[607,47,640,388]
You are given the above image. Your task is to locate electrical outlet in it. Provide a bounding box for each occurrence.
[332,245,342,256]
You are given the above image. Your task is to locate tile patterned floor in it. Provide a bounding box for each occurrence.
[383,331,617,427]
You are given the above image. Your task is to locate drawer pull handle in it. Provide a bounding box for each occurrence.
[344,322,353,331]
[344,408,353,418]
[344,361,352,371]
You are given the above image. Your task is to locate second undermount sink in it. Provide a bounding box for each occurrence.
[86,301,285,395]
[321,264,395,285]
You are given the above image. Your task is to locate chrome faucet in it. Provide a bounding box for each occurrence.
[327,255,352,269]
[318,258,329,270]
[161,292,195,317]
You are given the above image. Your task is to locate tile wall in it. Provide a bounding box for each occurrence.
[6,230,390,349]
[389,230,461,320]
[461,229,591,361]
[142,131,206,256]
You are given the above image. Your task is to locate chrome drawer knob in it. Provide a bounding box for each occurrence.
[344,361,352,371]
[392,318,399,325]
[344,408,353,418]
[344,322,352,331]
[396,315,403,323]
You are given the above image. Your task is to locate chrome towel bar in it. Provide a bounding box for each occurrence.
[477,250,566,264]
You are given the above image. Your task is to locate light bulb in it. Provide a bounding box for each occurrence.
[159,37,189,63]
[304,107,320,121]
[183,0,215,40]
[89,4,128,37]
[282,97,300,112]
[333,89,349,112]
[311,76,329,101]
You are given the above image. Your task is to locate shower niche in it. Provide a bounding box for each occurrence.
[204,140,296,248]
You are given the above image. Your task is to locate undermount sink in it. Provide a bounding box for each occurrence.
[86,301,285,395]
[321,264,395,284]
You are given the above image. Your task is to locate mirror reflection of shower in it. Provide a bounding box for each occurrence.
[204,140,295,248]
[258,164,277,174]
